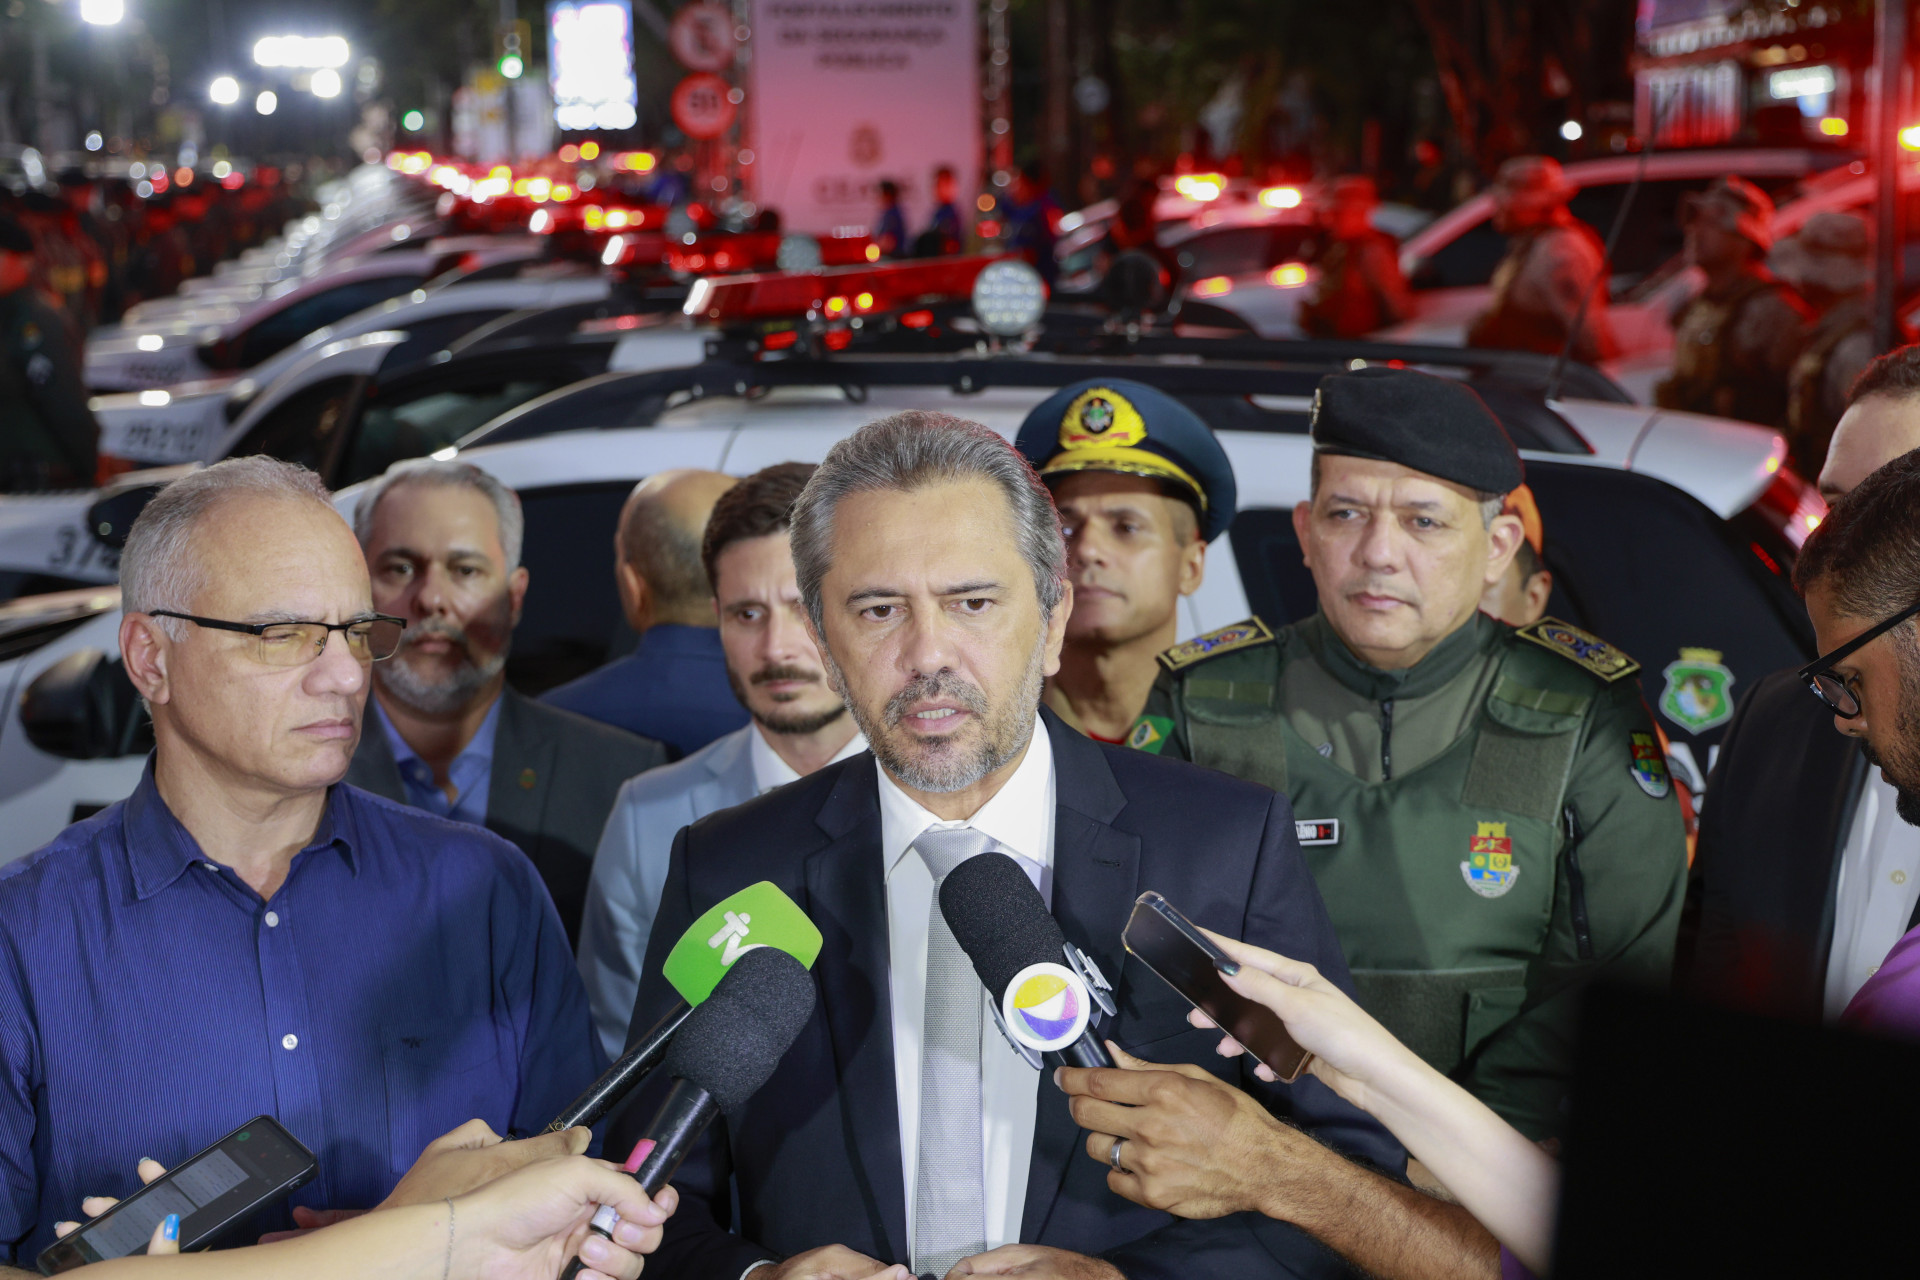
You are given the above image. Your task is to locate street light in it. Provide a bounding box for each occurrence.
[209,75,240,106]
[253,36,350,69]
[79,0,124,25]
[310,68,343,99]
[256,90,278,115]
[401,109,425,131]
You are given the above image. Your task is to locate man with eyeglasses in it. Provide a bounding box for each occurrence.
[0,458,602,1270]
[1685,347,1920,1022]
[1790,448,1920,1038]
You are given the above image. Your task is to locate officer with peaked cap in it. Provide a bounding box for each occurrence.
[1015,377,1235,742]
[1133,366,1686,1142]
[1656,175,1811,429]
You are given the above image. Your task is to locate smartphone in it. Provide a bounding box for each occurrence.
[37,1116,317,1273]
[1122,892,1314,1083]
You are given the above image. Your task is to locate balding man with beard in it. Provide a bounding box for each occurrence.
[345,460,667,943]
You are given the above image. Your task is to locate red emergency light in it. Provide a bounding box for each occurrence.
[684,254,1014,326]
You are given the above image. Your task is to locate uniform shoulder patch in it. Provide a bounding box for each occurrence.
[1513,617,1641,684]
[1156,617,1275,672]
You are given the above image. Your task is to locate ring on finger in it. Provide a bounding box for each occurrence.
[1109,1136,1130,1174]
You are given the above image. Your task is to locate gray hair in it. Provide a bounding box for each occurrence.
[790,411,1067,630]
[353,459,524,568]
[121,456,337,637]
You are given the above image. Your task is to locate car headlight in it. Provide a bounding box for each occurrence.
[972,259,1046,337]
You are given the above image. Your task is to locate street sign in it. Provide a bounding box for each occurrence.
[671,72,736,139]
[670,2,735,72]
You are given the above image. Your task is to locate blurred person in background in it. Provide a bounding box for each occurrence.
[919,165,964,257]
[873,180,907,259]
[1655,176,1810,430]
[1004,161,1063,285]
[1299,175,1412,340]
[1467,156,1616,364]
[1478,485,1552,627]
[540,469,750,757]
[1685,346,1920,1023]
[0,213,98,492]
[1777,211,1881,479]
[578,463,866,1058]
[346,460,667,944]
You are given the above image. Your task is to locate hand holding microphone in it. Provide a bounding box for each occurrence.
[557,941,818,1280]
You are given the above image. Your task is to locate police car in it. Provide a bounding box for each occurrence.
[0,319,1821,855]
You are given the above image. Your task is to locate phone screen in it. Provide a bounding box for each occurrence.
[1122,894,1314,1083]
[38,1117,316,1272]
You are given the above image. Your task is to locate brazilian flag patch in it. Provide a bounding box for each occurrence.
[1126,714,1173,754]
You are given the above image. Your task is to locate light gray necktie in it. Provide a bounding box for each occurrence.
[911,826,995,1277]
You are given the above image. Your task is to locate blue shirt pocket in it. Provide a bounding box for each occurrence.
[382,1017,515,1175]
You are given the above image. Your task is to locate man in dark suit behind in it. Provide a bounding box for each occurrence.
[345,460,667,944]
[613,413,1431,1280]
[1683,346,1920,1019]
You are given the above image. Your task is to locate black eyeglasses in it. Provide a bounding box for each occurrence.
[1798,599,1920,718]
[148,611,408,667]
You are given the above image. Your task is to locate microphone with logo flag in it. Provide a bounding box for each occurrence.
[546,881,823,1133]
[557,943,817,1280]
[938,852,1118,1070]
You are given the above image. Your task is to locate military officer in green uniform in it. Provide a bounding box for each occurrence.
[0,215,98,492]
[1013,378,1236,744]
[1132,367,1687,1140]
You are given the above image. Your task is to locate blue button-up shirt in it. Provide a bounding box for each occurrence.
[379,695,502,827]
[0,764,604,1263]
[539,624,749,759]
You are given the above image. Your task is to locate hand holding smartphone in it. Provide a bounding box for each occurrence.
[37,1116,317,1273]
[1121,892,1315,1083]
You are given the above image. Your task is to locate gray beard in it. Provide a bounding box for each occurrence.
[377,646,507,716]
[836,637,1046,794]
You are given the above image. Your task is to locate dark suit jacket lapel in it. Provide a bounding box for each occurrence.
[488,688,558,853]
[804,755,909,1261]
[343,702,408,803]
[1022,709,1141,1243]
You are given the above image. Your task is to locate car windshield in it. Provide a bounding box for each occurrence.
[1173,225,1318,281]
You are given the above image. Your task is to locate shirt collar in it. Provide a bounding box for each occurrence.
[876,718,1056,880]
[747,722,869,794]
[378,693,502,778]
[1300,609,1501,702]
[122,757,360,901]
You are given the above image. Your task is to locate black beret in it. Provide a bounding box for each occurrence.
[1310,367,1523,494]
[0,215,34,256]
[1015,377,1238,541]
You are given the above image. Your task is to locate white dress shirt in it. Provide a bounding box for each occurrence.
[747,722,869,794]
[878,725,1056,1258]
[1825,770,1920,1018]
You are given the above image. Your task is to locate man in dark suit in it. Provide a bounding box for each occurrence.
[346,460,666,944]
[1684,345,1920,1019]
[614,412,1433,1280]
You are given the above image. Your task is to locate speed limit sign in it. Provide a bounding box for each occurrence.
[669,2,735,72]
[671,72,736,139]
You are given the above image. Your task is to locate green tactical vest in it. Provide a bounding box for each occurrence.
[1137,615,1642,1078]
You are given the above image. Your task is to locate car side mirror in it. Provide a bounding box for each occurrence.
[85,483,166,550]
[19,648,154,760]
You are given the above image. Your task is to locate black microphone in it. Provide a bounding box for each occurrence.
[545,1001,696,1134]
[557,944,817,1280]
[938,851,1118,1070]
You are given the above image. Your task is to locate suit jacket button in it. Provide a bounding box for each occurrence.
[519,768,537,790]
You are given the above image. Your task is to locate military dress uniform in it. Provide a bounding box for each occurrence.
[1128,370,1688,1140]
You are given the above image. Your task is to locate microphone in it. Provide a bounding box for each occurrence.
[557,944,817,1280]
[938,852,1118,1071]
[546,881,824,1133]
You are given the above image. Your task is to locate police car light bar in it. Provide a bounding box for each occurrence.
[685,255,1015,326]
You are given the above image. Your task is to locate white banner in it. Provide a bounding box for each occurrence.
[748,0,980,237]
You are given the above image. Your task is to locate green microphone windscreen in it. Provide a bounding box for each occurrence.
[662,881,823,1006]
